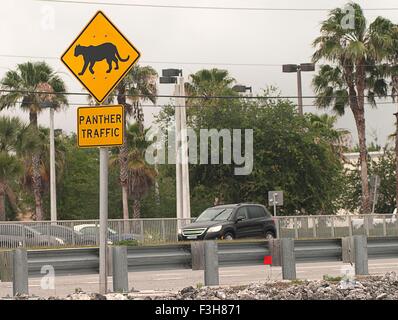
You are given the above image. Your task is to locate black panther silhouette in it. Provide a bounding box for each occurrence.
[74,42,130,76]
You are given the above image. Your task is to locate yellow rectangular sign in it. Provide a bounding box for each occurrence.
[77,105,124,148]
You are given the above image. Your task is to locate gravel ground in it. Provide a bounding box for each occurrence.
[3,272,398,300]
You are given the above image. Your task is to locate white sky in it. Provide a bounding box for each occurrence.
[1,0,398,146]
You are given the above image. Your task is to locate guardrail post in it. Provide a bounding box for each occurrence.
[268,239,281,266]
[0,251,13,282]
[281,238,296,280]
[354,235,368,275]
[204,241,219,286]
[191,242,205,270]
[341,236,354,263]
[112,246,129,293]
[12,248,28,296]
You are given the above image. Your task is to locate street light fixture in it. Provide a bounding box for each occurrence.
[159,69,191,224]
[282,63,315,115]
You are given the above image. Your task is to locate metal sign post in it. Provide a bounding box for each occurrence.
[99,147,109,294]
[268,191,284,216]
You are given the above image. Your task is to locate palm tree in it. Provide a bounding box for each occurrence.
[16,126,66,220]
[116,65,157,221]
[0,62,67,220]
[0,116,24,220]
[308,113,350,160]
[124,123,157,219]
[0,152,22,221]
[312,3,398,213]
[187,68,235,96]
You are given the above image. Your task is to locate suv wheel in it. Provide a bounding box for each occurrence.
[265,231,275,240]
[223,232,234,240]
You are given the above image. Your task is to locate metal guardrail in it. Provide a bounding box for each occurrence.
[0,214,397,249]
[2,237,396,277]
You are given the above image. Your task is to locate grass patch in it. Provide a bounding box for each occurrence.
[323,274,343,282]
[290,279,304,285]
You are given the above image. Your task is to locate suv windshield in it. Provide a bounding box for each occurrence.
[196,208,233,222]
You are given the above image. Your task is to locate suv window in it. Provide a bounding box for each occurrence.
[235,207,248,220]
[248,206,266,219]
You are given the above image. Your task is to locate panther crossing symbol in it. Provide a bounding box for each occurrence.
[61,11,140,103]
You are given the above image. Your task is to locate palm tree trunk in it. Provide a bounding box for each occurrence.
[30,110,43,220]
[132,199,141,219]
[117,81,130,222]
[119,143,129,220]
[32,153,43,220]
[352,108,371,214]
[0,183,6,221]
[355,62,371,214]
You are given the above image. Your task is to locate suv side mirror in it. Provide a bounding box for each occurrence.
[236,216,245,223]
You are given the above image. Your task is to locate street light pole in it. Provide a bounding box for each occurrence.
[179,76,191,220]
[282,63,315,116]
[174,79,183,222]
[37,82,58,222]
[160,69,191,224]
[296,67,303,116]
[49,107,57,222]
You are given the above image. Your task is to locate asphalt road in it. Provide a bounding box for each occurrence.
[1,258,398,298]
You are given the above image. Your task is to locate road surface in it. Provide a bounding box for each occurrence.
[1,258,397,298]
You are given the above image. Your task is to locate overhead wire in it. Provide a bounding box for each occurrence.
[34,0,398,12]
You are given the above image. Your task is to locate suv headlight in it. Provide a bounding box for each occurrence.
[208,225,222,233]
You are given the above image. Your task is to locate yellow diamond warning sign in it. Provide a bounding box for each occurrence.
[77,105,124,148]
[61,11,140,103]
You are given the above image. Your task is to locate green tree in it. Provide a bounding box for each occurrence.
[157,80,345,215]
[116,65,157,221]
[0,62,67,220]
[0,116,24,220]
[307,113,350,160]
[341,150,396,213]
[123,123,157,218]
[15,126,66,220]
[312,3,398,213]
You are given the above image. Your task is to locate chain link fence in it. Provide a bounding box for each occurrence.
[0,214,396,249]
